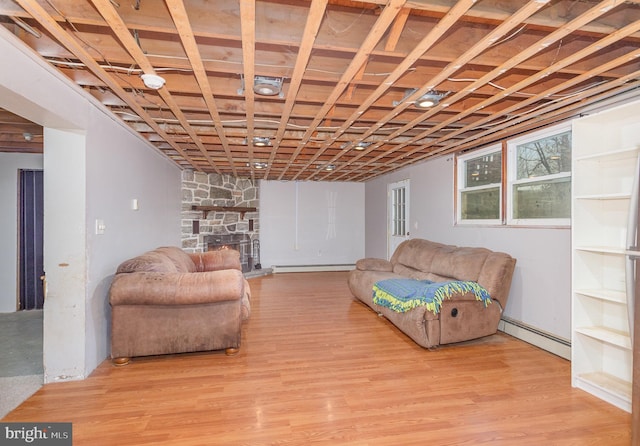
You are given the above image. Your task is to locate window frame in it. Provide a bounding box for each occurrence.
[506,123,572,227]
[455,144,503,225]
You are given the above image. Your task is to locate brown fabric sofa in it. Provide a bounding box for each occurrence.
[348,239,516,349]
[109,246,251,365]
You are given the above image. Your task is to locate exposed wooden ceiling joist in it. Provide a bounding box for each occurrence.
[0,0,639,181]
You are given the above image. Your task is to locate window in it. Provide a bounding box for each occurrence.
[507,125,571,226]
[455,124,572,227]
[456,145,502,224]
[391,185,407,236]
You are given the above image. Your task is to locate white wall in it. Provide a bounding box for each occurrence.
[364,156,572,341]
[260,181,365,268]
[0,153,44,312]
[1,27,182,381]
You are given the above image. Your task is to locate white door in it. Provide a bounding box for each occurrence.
[388,179,410,259]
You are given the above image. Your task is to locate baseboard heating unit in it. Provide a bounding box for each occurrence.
[272,264,355,273]
[499,317,571,360]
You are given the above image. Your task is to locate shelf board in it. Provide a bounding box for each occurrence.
[574,193,630,200]
[191,205,257,219]
[575,146,639,162]
[575,372,631,412]
[574,289,626,304]
[575,326,631,350]
[574,245,626,255]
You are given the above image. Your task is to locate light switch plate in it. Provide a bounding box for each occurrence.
[95,219,106,235]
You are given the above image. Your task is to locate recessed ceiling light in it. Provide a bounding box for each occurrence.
[141,73,166,90]
[253,76,283,96]
[393,88,448,109]
[252,136,271,147]
[415,92,444,109]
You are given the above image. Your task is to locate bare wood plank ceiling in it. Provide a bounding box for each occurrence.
[1,0,639,181]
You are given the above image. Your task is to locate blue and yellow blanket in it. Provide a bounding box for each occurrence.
[372,278,491,314]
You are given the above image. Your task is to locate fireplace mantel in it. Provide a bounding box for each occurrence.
[191,205,257,219]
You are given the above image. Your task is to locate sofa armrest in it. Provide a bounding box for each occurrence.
[109,269,244,306]
[356,257,393,272]
[189,250,242,272]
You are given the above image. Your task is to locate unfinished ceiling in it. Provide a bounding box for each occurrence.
[1,0,639,181]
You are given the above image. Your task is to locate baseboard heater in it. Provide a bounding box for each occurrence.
[498,316,571,360]
[272,264,355,273]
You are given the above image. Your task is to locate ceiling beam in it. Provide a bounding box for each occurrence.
[89,0,220,172]
[165,0,237,175]
[281,0,408,180]
[13,0,200,169]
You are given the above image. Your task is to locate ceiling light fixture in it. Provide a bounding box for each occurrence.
[393,88,448,109]
[325,164,336,171]
[354,141,372,150]
[253,162,268,169]
[414,91,445,109]
[253,76,284,97]
[23,132,33,141]
[251,136,271,147]
[141,73,166,90]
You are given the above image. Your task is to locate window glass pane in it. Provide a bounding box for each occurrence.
[512,176,571,219]
[464,152,502,187]
[461,187,500,220]
[516,131,571,180]
[392,187,406,236]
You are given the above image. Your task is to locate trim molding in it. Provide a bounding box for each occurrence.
[498,317,571,360]
[272,264,355,273]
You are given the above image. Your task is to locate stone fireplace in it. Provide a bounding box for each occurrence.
[181,171,259,271]
[206,233,255,273]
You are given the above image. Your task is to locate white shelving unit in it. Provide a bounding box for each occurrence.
[571,100,640,413]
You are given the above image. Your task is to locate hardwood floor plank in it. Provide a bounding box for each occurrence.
[1,272,631,445]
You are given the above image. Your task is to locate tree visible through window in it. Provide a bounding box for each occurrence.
[510,129,571,222]
[455,124,572,226]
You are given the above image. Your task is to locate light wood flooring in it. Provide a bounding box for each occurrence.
[2,272,632,445]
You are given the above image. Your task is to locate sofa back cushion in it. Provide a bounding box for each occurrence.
[153,247,197,273]
[432,247,490,282]
[391,239,444,273]
[116,251,178,273]
[116,247,197,274]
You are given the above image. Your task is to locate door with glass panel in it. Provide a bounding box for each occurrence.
[388,179,410,259]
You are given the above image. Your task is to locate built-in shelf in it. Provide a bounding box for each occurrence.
[574,193,631,200]
[574,326,632,350]
[575,372,632,413]
[191,205,257,219]
[574,246,626,255]
[574,289,626,304]
[575,146,639,162]
[571,100,639,413]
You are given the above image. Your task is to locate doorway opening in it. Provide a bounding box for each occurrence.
[18,169,44,310]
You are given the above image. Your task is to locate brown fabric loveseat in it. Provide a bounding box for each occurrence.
[109,246,251,365]
[348,239,516,349]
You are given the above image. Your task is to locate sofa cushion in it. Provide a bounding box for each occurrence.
[356,257,393,272]
[392,239,443,272]
[153,246,197,273]
[116,251,178,273]
[432,247,489,282]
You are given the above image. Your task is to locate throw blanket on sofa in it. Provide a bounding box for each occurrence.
[372,279,491,314]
